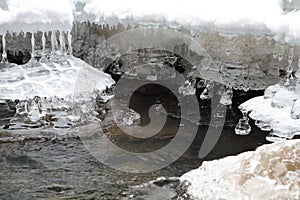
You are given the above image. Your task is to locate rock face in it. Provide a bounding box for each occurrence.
[1,21,298,90]
[180,139,300,200]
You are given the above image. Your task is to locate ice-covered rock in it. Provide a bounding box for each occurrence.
[180,139,300,200]
[0,56,115,100]
[238,73,300,139]
[0,55,115,129]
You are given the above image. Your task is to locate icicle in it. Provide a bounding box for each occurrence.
[225,40,232,57]
[235,110,251,135]
[272,43,279,59]
[284,64,294,87]
[30,32,35,61]
[67,31,73,56]
[178,77,196,96]
[288,45,294,65]
[296,56,300,82]
[39,32,47,63]
[277,44,284,62]
[42,32,46,56]
[51,30,56,55]
[200,80,214,100]
[59,31,66,55]
[220,86,233,106]
[1,34,8,63]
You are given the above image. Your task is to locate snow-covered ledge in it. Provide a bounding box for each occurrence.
[180,139,300,200]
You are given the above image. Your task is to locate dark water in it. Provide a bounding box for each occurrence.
[0,78,270,199]
[0,117,270,200]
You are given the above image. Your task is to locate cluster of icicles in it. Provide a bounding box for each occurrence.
[241,44,300,142]
[1,30,73,63]
[105,39,300,141]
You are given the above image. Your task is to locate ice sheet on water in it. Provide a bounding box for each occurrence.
[180,139,300,200]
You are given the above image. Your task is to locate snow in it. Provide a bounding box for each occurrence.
[239,84,300,138]
[0,0,74,33]
[0,56,115,100]
[180,139,300,200]
[83,0,300,42]
[0,0,300,41]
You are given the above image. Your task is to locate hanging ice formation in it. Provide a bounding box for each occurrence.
[178,77,196,96]
[200,80,214,100]
[238,46,300,141]
[1,34,7,63]
[220,86,233,106]
[41,32,46,61]
[235,110,251,135]
[30,32,35,62]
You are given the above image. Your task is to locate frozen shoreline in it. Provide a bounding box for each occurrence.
[180,139,300,200]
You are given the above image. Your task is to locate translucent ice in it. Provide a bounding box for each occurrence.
[200,81,214,100]
[220,86,233,106]
[0,55,115,100]
[235,111,251,135]
[178,78,196,96]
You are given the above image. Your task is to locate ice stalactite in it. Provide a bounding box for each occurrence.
[51,30,56,56]
[220,86,233,106]
[178,77,196,96]
[67,31,72,56]
[30,32,35,62]
[283,45,295,87]
[235,110,251,135]
[225,39,232,57]
[59,31,66,55]
[277,43,284,62]
[200,80,214,100]
[288,44,294,64]
[40,32,47,62]
[272,43,279,59]
[1,34,8,63]
[296,56,300,84]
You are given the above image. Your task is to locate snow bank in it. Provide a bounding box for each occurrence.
[83,0,300,42]
[180,139,300,200]
[0,0,74,33]
[0,0,300,41]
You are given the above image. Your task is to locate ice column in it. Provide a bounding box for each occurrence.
[51,30,56,55]
[30,32,35,61]
[59,31,66,55]
[67,31,72,56]
[42,32,46,58]
[1,34,7,63]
